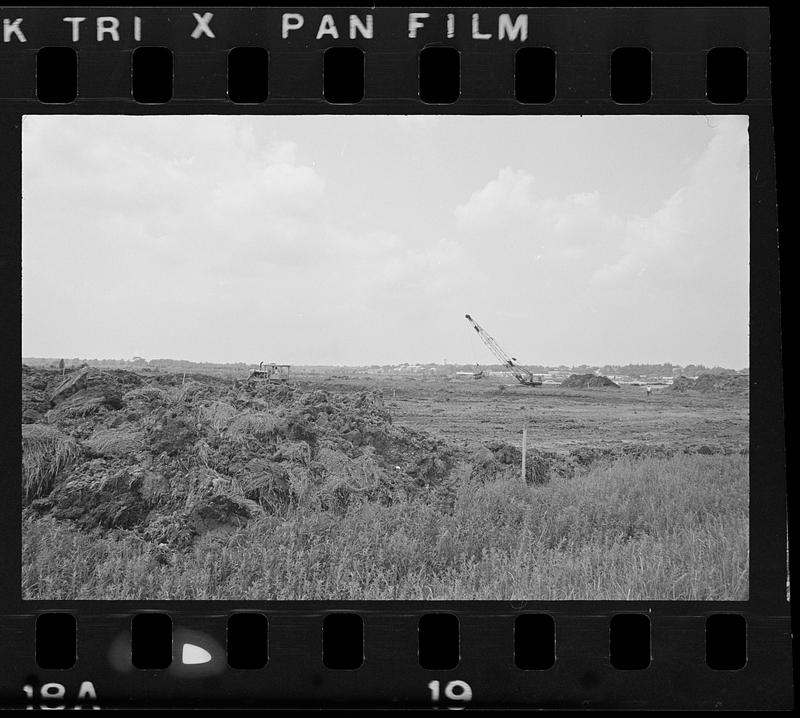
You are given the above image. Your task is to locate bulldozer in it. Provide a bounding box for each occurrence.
[249,362,291,382]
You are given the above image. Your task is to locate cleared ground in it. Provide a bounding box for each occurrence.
[303,374,748,454]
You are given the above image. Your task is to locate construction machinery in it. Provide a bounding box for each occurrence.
[455,369,484,380]
[249,362,291,382]
[464,314,542,387]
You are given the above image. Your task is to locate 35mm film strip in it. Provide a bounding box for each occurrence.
[0,6,772,104]
[0,5,790,711]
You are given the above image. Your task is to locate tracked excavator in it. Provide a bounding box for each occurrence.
[464,314,542,387]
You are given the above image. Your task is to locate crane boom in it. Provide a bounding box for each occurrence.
[464,314,542,386]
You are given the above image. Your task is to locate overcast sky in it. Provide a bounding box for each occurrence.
[22,114,749,368]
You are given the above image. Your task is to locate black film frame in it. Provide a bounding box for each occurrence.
[0,5,790,710]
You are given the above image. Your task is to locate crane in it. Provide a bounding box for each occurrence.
[464,314,542,386]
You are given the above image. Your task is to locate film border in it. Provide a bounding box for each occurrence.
[0,5,789,710]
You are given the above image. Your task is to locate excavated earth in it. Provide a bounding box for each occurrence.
[671,373,749,394]
[21,366,747,549]
[560,373,620,389]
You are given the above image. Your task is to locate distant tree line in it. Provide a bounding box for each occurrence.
[598,363,743,376]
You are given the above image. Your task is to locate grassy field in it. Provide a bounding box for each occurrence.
[23,451,748,600]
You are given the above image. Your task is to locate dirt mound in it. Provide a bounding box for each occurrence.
[44,460,151,530]
[186,491,261,534]
[22,388,50,424]
[694,373,749,394]
[471,440,574,485]
[21,367,469,547]
[22,367,143,427]
[49,367,92,406]
[22,367,61,423]
[560,374,619,388]
[670,376,695,392]
[670,373,748,394]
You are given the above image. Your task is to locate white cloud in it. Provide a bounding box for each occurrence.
[593,115,749,292]
[452,116,749,367]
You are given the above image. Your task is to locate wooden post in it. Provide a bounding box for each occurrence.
[521,422,527,484]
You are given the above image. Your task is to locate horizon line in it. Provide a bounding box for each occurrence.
[22,356,747,371]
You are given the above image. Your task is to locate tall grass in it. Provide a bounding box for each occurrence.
[22,453,748,600]
[21,424,81,502]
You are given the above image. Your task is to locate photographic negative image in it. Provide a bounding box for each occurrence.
[21,115,749,600]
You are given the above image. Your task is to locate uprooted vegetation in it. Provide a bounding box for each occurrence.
[23,366,471,547]
[21,365,749,599]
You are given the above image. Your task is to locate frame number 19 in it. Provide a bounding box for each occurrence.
[428,680,472,708]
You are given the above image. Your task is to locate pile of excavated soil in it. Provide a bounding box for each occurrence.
[22,367,467,548]
[670,376,695,392]
[670,373,748,394]
[560,373,620,389]
[694,373,749,394]
[22,365,138,424]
